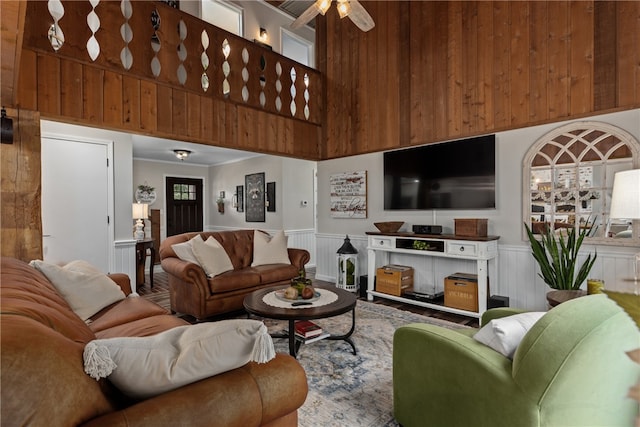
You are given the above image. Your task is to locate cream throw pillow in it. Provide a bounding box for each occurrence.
[171,234,204,265]
[192,236,234,278]
[251,230,290,266]
[83,319,276,399]
[29,259,126,321]
[473,311,545,359]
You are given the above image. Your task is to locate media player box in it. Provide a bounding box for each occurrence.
[412,225,443,235]
[488,295,509,308]
[359,275,370,298]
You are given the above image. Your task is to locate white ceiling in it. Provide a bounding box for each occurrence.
[131,135,263,166]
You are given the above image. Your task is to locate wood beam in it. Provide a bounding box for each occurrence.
[1,1,27,108]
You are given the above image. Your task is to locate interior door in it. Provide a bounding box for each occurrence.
[166,177,203,236]
[41,137,111,272]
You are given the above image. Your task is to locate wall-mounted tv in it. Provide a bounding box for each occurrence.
[384,135,496,210]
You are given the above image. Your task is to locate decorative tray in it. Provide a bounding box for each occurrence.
[274,289,321,303]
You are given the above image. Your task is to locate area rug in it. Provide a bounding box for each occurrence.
[262,301,471,427]
[139,274,472,426]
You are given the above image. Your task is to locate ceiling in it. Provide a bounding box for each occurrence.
[132,135,263,166]
[275,1,316,28]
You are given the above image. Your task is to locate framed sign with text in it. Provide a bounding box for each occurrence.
[330,171,367,218]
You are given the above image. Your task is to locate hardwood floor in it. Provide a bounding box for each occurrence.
[139,267,479,327]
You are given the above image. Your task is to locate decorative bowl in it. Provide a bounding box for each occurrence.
[374,221,404,233]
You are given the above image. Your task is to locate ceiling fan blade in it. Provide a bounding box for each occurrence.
[348,0,375,32]
[291,3,321,29]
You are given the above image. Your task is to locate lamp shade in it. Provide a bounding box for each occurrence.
[610,169,640,219]
[132,203,149,220]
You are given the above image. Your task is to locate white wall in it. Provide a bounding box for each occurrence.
[316,109,640,310]
[209,155,283,230]
[207,155,317,231]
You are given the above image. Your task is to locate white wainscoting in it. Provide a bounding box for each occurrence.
[113,240,137,281]
[315,233,637,312]
[206,226,317,267]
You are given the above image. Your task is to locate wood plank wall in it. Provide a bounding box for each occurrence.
[318,1,640,159]
[0,108,43,261]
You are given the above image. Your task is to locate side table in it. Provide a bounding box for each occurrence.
[135,238,155,290]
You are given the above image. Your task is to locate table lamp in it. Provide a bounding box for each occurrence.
[132,203,149,240]
[609,169,640,282]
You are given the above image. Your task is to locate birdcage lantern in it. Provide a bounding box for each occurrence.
[336,235,359,292]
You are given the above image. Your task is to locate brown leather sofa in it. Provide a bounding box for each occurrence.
[0,257,308,427]
[160,230,311,320]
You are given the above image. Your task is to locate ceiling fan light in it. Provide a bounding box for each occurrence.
[337,0,351,18]
[314,0,331,16]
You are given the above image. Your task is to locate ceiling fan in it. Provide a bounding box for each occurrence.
[291,0,375,32]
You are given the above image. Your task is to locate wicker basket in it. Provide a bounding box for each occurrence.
[374,221,404,233]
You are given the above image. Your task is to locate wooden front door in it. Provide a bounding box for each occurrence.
[166,177,203,236]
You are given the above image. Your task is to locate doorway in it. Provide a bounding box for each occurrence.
[165,176,204,236]
[41,136,113,272]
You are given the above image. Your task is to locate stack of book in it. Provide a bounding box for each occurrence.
[294,320,329,343]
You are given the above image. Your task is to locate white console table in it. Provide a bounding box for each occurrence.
[366,232,499,319]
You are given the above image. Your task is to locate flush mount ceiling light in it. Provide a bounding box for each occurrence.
[174,149,191,161]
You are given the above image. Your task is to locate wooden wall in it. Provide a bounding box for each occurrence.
[318,1,640,159]
[16,1,322,161]
[1,108,42,261]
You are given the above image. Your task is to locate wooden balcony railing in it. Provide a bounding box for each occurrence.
[22,0,322,126]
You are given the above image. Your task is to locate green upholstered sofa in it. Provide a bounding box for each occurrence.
[393,294,639,427]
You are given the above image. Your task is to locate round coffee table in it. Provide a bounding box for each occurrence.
[243,284,357,358]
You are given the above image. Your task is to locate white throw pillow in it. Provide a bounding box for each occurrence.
[83,319,276,399]
[251,230,290,266]
[171,234,204,265]
[473,311,546,359]
[29,259,126,321]
[192,236,234,278]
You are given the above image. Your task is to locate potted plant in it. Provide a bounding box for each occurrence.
[524,219,597,303]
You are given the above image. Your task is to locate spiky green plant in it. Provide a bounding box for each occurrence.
[524,220,597,290]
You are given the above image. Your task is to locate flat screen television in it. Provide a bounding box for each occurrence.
[384,135,496,210]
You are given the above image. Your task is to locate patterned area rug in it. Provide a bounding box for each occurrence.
[262,301,470,427]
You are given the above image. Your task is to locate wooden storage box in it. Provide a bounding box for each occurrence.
[455,218,488,237]
[376,265,414,296]
[444,273,478,312]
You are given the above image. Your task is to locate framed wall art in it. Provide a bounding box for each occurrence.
[236,185,244,212]
[330,171,368,218]
[266,182,276,212]
[245,172,265,222]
